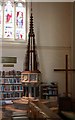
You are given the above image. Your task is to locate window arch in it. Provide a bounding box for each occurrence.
[0,0,27,42]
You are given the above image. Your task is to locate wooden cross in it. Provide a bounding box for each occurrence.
[54,55,75,97]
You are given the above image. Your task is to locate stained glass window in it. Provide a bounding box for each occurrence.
[0,0,27,41]
[16,3,26,40]
[4,1,14,39]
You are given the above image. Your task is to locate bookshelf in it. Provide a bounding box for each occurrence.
[41,82,58,99]
[0,70,23,100]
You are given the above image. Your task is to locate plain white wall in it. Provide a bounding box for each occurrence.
[33,2,73,95]
[1,2,73,96]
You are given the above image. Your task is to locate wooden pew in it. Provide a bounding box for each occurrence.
[28,99,62,120]
[58,97,75,120]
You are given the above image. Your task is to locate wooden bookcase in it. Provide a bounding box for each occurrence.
[41,83,58,99]
[0,70,23,100]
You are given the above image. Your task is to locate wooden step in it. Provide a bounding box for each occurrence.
[12,116,29,120]
[12,111,27,117]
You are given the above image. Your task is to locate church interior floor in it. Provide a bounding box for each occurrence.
[0,99,64,120]
[0,104,28,120]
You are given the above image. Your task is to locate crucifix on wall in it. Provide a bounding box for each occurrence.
[54,55,75,97]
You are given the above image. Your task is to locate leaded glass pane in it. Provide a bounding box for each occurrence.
[4,1,14,39]
[16,3,26,40]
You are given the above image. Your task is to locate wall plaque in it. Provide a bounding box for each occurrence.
[2,57,17,63]
[3,64,14,67]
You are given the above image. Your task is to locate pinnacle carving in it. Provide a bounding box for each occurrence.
[24,8,39,71]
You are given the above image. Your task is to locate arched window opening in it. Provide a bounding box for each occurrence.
[0,0,27,42]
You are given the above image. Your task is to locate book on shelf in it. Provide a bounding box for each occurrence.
[19,86,23,90]
[7,93,11,98]
[0,93,3,98]
[0,85,2,91]
[11,92,14,98]
[16,78,20,83]
[13,78,16,83]
[0,79,4,84]
[0,79,2,84]
[9,78,12,83]
[49,90,53,95]
[0,70,21,78]
[1,86,4,91]
[41,82,58,99]
[14,86,16,90]
[0,70,23,100]
[3,93,7,98]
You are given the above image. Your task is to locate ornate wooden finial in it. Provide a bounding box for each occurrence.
[24,2,39,71]
[31,1,32,12]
